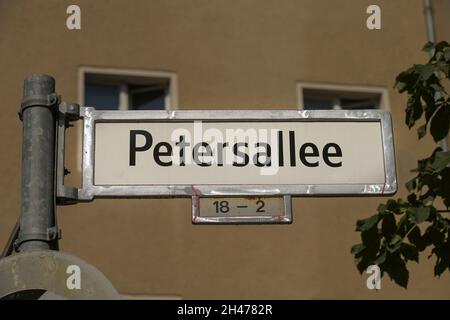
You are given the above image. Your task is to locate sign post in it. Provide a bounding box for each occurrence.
[0,75,119,300]
[17,74,60,252]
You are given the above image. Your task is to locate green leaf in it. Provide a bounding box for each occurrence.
[390,235,402,246]
[432,241,450,276]
[386,199,400,212]
[388,235,403,253]
[429,151,450,172]
[396,199,410,214]
[407,193,417,205]
[382,252,409,288]
[361,227,381,258]
[415,64,435,81]
[409,206,431,224]
[400,243,419,262]
[361,230,379,249]
[417,207,431,223]
[421,195,435,205]
[405,178,417,192]
[424,95,439,123]
[439,64,450,77]
[373,251,387,265]
[423,41,435,52]
[435,214,449,230]
[381,213,397,239]
[439,168,450,208]
[405,96,423,128]
[417,124,427,139]
[397,214,409,236]
[351,243,365,255]
[395,68,417,94]
[427,225,445,246]
[444,49,450,62]
[430,105,450,142]
[434,257,449,277]
[430,83,445,93]
[407,226,423,248]
[356,256,370,274]
[377,203,387,214]
[356,215,379,232]
[434,41,450,53]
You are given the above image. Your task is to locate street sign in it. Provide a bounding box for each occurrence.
[75,108,396,200]
[192,195,292,224]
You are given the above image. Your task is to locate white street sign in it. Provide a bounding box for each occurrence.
[78,109,396,200]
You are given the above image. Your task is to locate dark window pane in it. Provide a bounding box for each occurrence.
[85,83,119,110]
[340,98,378,110]
[304,98,334,110]
[130,87,166,110]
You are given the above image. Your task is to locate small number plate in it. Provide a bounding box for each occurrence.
[192,195,292,224]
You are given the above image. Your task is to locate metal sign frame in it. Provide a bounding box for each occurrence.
[192,195,293,224]
[58,107,397,202]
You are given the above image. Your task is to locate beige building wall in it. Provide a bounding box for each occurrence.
[0,0,449,298]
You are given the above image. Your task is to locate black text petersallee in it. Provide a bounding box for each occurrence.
[128,130,343,168]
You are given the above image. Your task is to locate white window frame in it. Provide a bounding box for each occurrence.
[75,67,179,172]
[78,66,179,110]
[296,82,390,111]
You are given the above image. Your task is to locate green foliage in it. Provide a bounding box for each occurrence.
[352,42,450,288]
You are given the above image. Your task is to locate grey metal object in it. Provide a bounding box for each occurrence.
[192,195,292,224]
[17,74,60,251]
[423,0,449,152]
[424,0,436,44]
[58,108,396,201]
[0,251,120,300]
[0,75,119,299]
[56,101,80,205]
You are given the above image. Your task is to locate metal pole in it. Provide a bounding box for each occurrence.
[423,0,449,151]
[424,0,436,43]
[17,74,59,252]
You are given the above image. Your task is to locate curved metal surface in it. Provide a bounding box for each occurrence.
[0,250,120,300]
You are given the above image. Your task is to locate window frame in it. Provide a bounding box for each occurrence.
[296,82,390,111]
[75,67,179,172]
[78,66,179,110]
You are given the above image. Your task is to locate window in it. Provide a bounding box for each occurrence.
[297,83,389,111]
[85,83,120,110]
[76,67,178,172]
[79,67,178,111]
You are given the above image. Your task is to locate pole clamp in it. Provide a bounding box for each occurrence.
[46,227,62,241]
[14,228,62,250]
[19,93,60,121]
